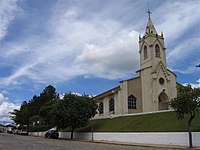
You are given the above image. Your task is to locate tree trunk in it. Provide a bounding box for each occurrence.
[27,124,29,135]
[70,127,74,139]
[188,116,194,148]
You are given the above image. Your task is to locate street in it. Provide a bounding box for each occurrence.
[0,133,185,150]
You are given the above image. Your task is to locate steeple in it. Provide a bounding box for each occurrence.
[139,9,167,70]
[144,10,157,36]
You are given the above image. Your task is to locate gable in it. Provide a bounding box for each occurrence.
[152,61,170,80]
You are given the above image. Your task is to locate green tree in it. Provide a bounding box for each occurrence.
[39,99,58,125]
[39,85,59,104]
[10,85,59,131]
[10,101,31,132]
[51,93,97,139]
[169,85,200,148]
[38,85,59,124]
[28,95,40,117]
[29,115,45,127]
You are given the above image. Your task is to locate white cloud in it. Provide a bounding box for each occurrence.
[0,1,141,87]
[1,90,9,95]
[183,79,200,89]
[0,93,20,124]
[0,0,199,89]
[151,1,200,74]
[192,79,200,88]
[155,1,200,43]
[75,30,139,79]
[190,83,200,89]
[167,38,200,73]
[0,0,21,40]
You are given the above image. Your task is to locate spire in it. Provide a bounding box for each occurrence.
[144,11,157,36]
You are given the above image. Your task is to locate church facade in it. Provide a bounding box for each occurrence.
[94,16,177,118]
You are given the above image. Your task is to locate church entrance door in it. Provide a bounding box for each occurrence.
[158,92,168,110]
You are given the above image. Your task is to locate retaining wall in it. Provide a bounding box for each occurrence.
[29,132,200,147]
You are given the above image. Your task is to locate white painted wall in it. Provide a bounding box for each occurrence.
[29,132,200,147]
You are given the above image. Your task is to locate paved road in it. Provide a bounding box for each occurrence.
[0,133,187,150]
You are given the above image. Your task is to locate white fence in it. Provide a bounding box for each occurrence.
[29,132,200,147]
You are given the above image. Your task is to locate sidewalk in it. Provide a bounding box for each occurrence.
[87,140,200,150]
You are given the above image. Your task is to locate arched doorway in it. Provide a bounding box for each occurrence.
[158,92,168,110]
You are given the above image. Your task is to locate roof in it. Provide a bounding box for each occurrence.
[144,18,157,36]
[93,86,120,101]
[167,69,177,77]
[120,76,140,83]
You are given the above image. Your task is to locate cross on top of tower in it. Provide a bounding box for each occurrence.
[147,9,151,19]
[147,1,151,19]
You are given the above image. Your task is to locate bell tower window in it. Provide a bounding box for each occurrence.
[144,45,148,60]
[155,44,160,58]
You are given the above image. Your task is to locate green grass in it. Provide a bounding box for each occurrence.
[72,111,200,132]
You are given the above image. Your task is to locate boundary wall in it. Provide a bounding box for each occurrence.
[29,132,200,147]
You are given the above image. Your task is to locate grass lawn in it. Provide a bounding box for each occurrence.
[69,111,200,132]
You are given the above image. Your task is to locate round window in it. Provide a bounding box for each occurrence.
[159,78,165,85]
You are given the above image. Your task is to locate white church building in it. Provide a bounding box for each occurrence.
[94,15,177,118]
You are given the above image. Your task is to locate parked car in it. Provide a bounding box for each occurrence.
[45,130,59,139]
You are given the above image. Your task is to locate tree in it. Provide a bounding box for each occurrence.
[39,85,59,104]
[29,115,44,127]
[10,85,59,131]
[38,85,59,124]
[39,99,58,125]
[169,85,200,148]
[27,95,40,117]
[51,93,97,139]
[10,101,31,132]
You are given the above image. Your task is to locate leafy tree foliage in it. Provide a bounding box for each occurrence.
[39,100,58,125]
[169,85,200,148]
[51,93,97,139]
[10,85,97,136]
[29,115,45,126]
[10,85,59,131]
[10,101,31,132]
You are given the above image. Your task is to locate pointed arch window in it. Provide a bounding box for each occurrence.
[128,95,136,109]
[98,102,104,114]
[155,44,160,58]
[109,98,114,112]
[144,45,148,60]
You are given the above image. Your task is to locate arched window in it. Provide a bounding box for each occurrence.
[98,102,104,114]
[144,45,148,60]
[128,95,136,109]
[155,44,160,58]
[109,98,114,112]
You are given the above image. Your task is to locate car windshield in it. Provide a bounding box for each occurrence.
[47,130,57,133]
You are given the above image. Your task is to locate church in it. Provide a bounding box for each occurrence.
[94,14,177,119]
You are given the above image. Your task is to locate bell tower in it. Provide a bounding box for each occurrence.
[139,12,167,71]
[137,12,177,112]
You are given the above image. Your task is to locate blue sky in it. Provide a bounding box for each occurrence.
[0,0,199,124]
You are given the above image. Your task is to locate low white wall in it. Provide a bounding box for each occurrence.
[29,132,200,147]
[94,132,200,147]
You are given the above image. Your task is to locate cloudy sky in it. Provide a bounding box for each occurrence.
[0,0,199,124]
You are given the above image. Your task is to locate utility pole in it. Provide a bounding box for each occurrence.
[91,125,94,141]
